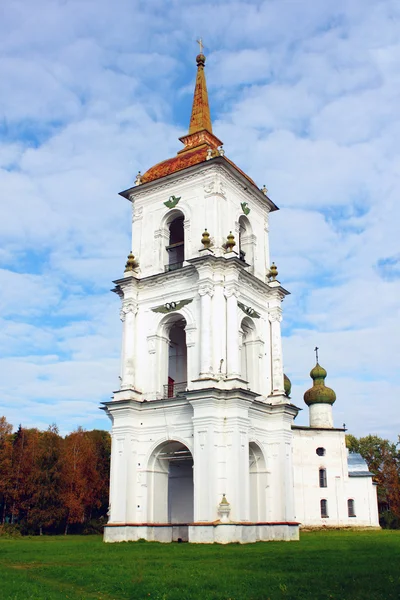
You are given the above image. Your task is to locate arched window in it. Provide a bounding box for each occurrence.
[316,447,326,456]
[166,215,184,271]
[238,215,254,267]
[319,468,327,488]
[320,499,328,518]
[348,499,356,517]
[240,317,260,391]
[165,317,187,398]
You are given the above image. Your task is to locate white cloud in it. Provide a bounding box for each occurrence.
[0,0,399,441]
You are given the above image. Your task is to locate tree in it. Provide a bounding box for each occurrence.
[8,426,40,526]
[0,417,13,523]
[61,427,103,534]
[27,425,64,534]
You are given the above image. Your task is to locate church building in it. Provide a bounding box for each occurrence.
[102,51,379,544]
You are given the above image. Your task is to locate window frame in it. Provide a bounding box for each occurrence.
[348,498,356,517]
[320,499,328,518]
[319,468,327,488]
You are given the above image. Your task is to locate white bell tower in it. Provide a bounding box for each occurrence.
[103,51,300,544]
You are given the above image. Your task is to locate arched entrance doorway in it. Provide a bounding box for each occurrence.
[147,440,194,540]
[249,442,267,522]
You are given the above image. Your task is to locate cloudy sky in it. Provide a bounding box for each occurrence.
[1,0,399,439]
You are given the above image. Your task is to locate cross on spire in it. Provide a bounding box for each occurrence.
[196,38,204,54]
[314,346,319,363]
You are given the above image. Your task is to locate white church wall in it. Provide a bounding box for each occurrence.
[292,427,379,527]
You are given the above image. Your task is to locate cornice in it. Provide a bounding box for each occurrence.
[119,158,278,213]
[239,270,290,299]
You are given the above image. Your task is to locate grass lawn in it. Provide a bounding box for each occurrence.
[0,530,399,600]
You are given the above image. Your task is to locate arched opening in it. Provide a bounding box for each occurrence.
[240,317,259,391]
[319,468,327,488]
[238,215,254,267]
[166,316,187,398]
[166,214,184,271]
[147,440,194,539]
[249,442,267,521]
[348,498,356,517]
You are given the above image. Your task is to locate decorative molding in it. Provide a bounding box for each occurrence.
[120,300,138,320]
[185,325,197,347]
[164,195,181,209]
[237,301,260,319]
[198,284,214,297]
[126,162,273,216]
[151,298,193,314]
[268,307,283,323]
[241,201,250,216]
[224,286,240,299]
[132,205,143,223]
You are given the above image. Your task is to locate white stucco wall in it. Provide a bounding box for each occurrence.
[292,427,379,527]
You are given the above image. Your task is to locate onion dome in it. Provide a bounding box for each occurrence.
[284,373,292,398]
[304,362,336,406]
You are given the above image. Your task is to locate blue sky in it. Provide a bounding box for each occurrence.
[1,0,399,439]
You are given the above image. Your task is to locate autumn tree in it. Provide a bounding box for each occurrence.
[27,425,64,534]
[8,426,40,526]
[0,417,13,523]
[61,427,105,534]
[0,418,111,534]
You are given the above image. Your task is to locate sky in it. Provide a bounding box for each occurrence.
[1,0,399,440]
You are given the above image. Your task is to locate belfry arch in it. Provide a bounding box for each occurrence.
[157,312,188,398]
[238,215,255,268]
[240,316,260,392]
[161,209,186,271]
[146,440,194,540]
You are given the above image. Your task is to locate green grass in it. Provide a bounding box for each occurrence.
[0,530,399,600]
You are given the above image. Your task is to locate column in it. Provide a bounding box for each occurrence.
[268,305,285,396]
[212,279,226,374]
[199,284,214,377]
[225,287,241,378]
[120,299,138,389]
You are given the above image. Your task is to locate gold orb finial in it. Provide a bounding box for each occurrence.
[226,231,236,251]
[268,262,278,281]
[124,251,138,272]
[201,228,211,248]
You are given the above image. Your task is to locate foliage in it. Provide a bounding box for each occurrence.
[0,417,110,535]
[346,434,400,527]
[0,531,399,599]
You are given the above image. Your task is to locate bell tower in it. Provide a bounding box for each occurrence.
[103,51,300,544]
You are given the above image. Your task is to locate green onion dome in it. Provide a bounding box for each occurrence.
[304,362,336,406]
[284,374,292,398]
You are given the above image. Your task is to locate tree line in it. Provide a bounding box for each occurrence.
[1,415,399,534]
[0,417,110,535]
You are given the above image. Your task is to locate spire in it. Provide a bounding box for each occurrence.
[189,53,213,135]
[178,49,223,155]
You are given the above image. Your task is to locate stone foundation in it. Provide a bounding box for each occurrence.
[104,522,299,544]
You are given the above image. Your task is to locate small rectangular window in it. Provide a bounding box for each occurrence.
[348,499,356,517]
[321,499,328,518]
[319,468,327,488]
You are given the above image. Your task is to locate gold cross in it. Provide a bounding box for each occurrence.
[196,38,204,53]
